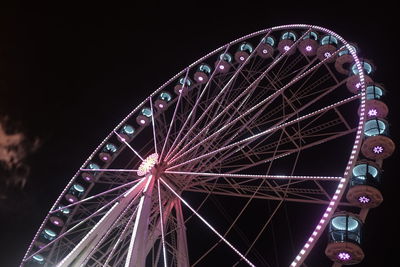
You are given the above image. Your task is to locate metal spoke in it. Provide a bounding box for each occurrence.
[168,47,345,165]
[166,170,342,181]
[150,96,158,154]
[80,168,139,172]
[23,185,138,262]
[160,177,256,267]
[165,31,311,162]
[159,68,187,162]
[50,178,143,214]
[56,178,146,267]
[113,130,144,161]
[163,45,231,162]
[167,94,360,171]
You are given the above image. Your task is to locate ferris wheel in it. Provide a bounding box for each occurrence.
[21,24,394,266]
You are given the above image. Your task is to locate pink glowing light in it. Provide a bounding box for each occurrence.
[219,65,225,70]
[359,196,371,203]
[284,45,290,51]
[262,49,268,54]
[68,197,75,203]
[338,252,351,261]
[355,82,361,89]
[158,103,164,108]
[198,76,204,81]
[83,174,92,181]
[239,56,245,61]
[102,156,109,161]
[373,145,384,154]
[324,52,331,58]
[140,119,146,124]
[137,153,158,176]
[368,109,378,117]
[305,45,312,51]
[54,220,60,225]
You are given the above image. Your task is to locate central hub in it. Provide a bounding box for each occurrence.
[137,153,159,176]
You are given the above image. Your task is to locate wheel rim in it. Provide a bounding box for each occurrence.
[22,24,370,267]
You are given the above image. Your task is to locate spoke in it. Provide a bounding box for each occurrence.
[231,131,355,174]
[163,45,230,162]
[150,96,158,154]
[168,46,345,165]
[167,94,360,171]
[159,68,187,162]
[23,183,139,262]
[50,178,143,214]
[165,170,342,181]
[185,187,343,205]
[233,201,284,267]
[113,130,144,161]
[160,177,256,267]
[157,180,168,267]
[165,30,308,162]
[80,168,139,172]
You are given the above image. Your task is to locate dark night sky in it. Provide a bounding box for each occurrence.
[0,3,398,267]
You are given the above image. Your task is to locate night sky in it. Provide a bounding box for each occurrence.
[0,3,398,267]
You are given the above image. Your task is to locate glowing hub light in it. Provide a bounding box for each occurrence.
[102,155,109,161]
[359,196,371,203]
[158,103,164,108]
[324,52,332,58]
[338,252,351,261]
[137,153,158,176]
[239,56,245,61]
[355,82,361,89]
[198,76,204,81]
[368,109,378,117]
[262,49,268,54]
[373,145,384,154]
[305,45,312,51]
[140,119,146,124]
[284,45,290,51]
[219,65,225,70]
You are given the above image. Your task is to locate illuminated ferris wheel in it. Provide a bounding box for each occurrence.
[22,24,394,266]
